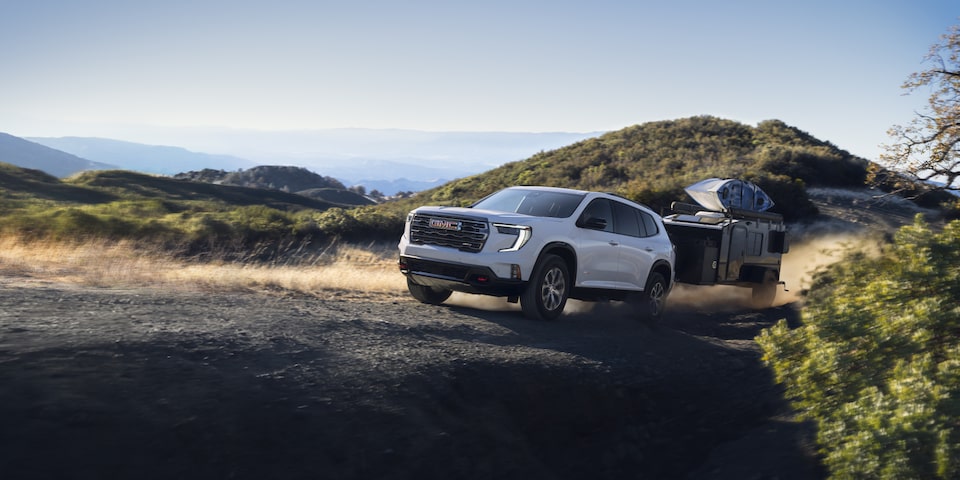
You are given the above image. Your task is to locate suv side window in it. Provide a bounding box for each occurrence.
[611,201,641,237]
[639,211,659,237]
[577,198,613,232]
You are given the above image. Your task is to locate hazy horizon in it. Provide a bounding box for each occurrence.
[3,1,958,162]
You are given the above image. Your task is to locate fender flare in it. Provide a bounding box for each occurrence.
[535,242,578,284]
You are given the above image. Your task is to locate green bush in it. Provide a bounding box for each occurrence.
[224,205,297,243]
[757,216,960,478]
[313,208,360,237]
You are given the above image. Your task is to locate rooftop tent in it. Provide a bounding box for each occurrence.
[684,178,775,213]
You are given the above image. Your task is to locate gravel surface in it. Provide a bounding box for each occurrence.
[0,277,822,480]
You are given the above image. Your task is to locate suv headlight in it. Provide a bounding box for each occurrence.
[493,223,532,252]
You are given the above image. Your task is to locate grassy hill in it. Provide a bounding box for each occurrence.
[0,165,350,252]
[68,170,340,210]
[175,166,375,207]
[396,116,873,220]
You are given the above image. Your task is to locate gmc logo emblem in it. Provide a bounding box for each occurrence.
[429,219,462,231]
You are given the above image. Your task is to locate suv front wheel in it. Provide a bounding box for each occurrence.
[521,254,569,321]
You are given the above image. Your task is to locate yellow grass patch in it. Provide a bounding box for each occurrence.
[0,236,408,299]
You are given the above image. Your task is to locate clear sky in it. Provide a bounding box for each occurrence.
[1,0,958,161]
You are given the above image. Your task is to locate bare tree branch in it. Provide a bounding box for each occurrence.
[882,22,960,192]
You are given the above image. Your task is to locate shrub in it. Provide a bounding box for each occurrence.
[757,216,960,478]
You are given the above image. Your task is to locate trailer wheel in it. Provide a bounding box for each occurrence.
[751,270,778,309]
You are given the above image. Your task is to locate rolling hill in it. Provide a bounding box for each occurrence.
[394,116,881,221]
[65,169,341,211]
[0,162,346,247]
[173,166,374,207]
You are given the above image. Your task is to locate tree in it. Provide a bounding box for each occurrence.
[757,217,960,478]
[881,23,960,193]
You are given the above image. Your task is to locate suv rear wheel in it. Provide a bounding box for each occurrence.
[521,254,569,321]
[632,271,667,323]
[407,278,452,305]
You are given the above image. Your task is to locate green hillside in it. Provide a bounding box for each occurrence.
[173,166,374,207]
[297,187,374,206]
[403,116,871,220]
[67,170,339,210]
[0,166,346,251]
[0,162,117,204]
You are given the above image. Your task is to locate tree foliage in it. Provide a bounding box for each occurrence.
[174,166,347,192]
[881,23,960,193]
[757,217,960,478]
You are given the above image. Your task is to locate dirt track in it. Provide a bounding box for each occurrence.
[6,187,935,479]
[0,277,822,480]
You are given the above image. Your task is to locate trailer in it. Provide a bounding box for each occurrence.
[662,179,789,307]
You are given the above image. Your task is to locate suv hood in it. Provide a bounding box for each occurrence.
[414,206,542,222]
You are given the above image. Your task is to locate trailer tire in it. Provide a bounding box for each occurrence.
[751,270,778,309]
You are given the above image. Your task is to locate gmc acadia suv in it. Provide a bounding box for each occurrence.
[398,186,676,321]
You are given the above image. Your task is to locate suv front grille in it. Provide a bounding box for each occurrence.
[410,213,488,252]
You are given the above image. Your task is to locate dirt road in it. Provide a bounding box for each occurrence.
[0,277,822,480]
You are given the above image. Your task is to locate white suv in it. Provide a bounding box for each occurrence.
[398,186,676,321]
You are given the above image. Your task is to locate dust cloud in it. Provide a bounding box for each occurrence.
[446,292,521,312]
[667,221,883,312]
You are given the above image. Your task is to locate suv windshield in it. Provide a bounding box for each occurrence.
[471,189,586,218]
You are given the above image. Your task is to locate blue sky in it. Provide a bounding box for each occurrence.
[1,0,957,161]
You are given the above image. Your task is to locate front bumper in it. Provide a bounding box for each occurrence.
[399,255,526,297]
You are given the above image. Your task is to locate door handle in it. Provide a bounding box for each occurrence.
[609,241,619,246]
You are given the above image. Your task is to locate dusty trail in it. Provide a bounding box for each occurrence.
[0,280,820,480]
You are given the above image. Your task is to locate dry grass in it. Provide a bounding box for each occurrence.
[0,236,408,300]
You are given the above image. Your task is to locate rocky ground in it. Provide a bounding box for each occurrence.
[0,278,821,480]
[0,187,936,479]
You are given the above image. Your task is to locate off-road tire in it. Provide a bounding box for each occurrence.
[407,278,452,305]
[520,254,569,321]
[634,272,668,323]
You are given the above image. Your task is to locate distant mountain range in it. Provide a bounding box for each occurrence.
[0,133,115,177]
[1,133,479,195]
[27,136,255,175]
[27,129,601,192]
